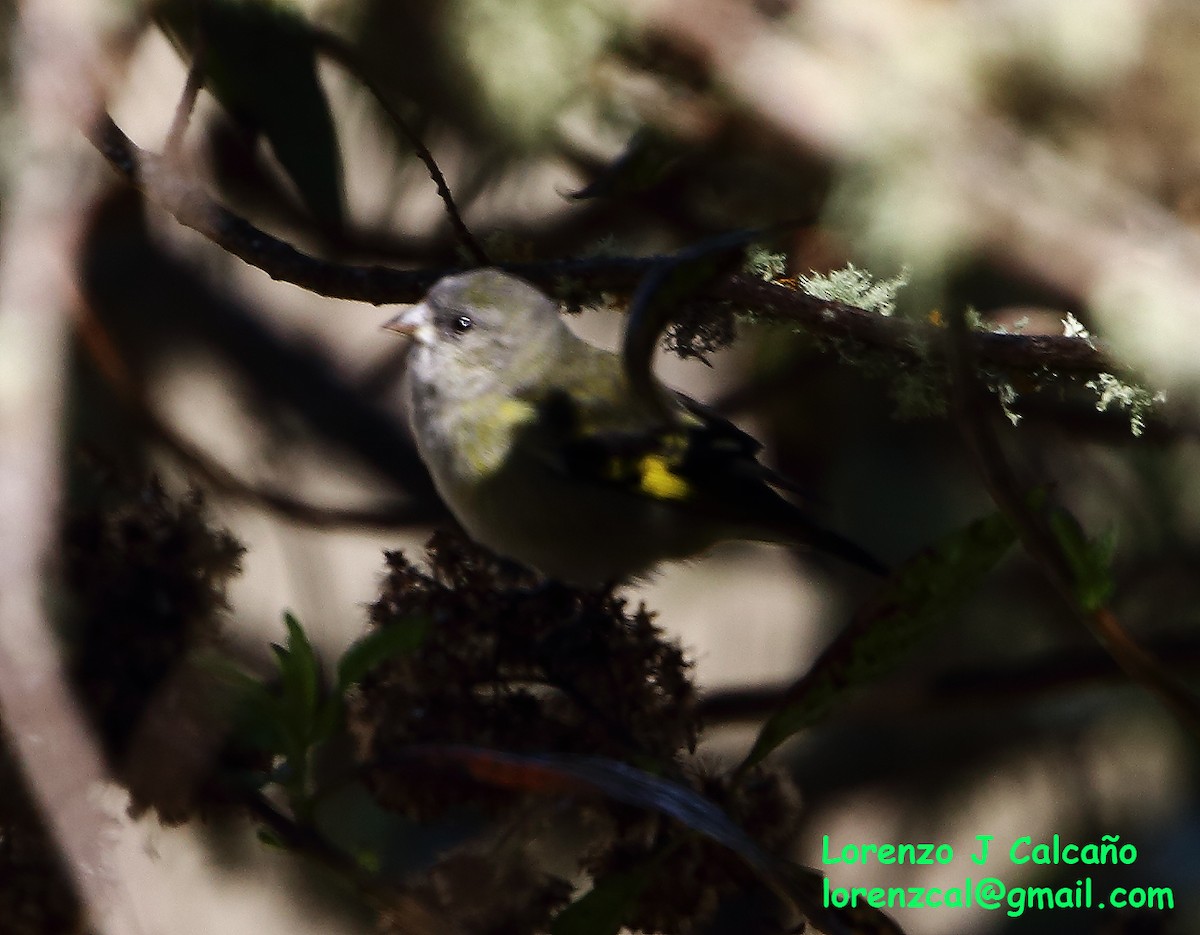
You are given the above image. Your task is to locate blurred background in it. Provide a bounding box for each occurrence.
[3,0,1200,933]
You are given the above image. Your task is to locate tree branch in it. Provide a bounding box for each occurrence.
[629,0,1200,385]
[313,29,490,266]
[0,3,148,934]
[88,111,1129,388]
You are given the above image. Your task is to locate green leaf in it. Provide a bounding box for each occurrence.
[267,613,328,813]
[741,511,1016,770]
[201,653,292,757]
[1047,508,1117,612]
[156,0,345,226]
[336,616,429,692]
[310,781,443,879]
[256,828,286,849]
[551,868,653,935]
[232,680,293,755]
[275,611,321,732]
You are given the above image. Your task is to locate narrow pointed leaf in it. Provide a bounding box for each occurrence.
[1046,507,1116,612]
[742,511,1015,769]
[336,615,429,692]
[277,611,320,728]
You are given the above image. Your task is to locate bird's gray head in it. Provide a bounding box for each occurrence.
[385,269,566,388]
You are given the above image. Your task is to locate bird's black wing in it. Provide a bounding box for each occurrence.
[529,389,887,575]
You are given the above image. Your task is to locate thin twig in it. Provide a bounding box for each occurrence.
[946,303,1200,740]
[245,791,392,901]
[313,29,489,266]
[163,3,206,157]
[245,790,465,935]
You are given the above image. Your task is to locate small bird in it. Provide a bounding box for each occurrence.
[385,269,884,587]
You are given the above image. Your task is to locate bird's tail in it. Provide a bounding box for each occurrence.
[792,518,890,577]
[749,500,889,577]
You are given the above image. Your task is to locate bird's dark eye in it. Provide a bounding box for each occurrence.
[451,315,473,335]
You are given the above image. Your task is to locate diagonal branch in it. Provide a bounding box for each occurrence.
[89,112,445,303]
[163,14,206,156]
[946,303,1200,739]
[313,29,490,266]
[88,111,1128,391]
[0,3,149,934]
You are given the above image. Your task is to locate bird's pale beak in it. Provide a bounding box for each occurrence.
[382,303,432,344]
[384,318,417,338]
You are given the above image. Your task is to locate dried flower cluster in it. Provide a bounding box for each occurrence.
[352,530,698,818]
[353,531,804,933]
[61,476,245,818]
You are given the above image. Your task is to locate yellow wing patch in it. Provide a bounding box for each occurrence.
[637,453,690,500]
[595,429,693,501]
